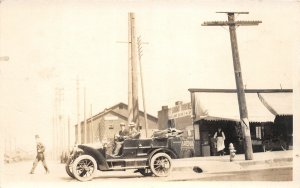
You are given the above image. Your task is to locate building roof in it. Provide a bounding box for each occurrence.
[86,102,158,123]
[191,90,292,122]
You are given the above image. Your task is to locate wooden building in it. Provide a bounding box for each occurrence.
[75,102,158,144]
[189,89,293,157]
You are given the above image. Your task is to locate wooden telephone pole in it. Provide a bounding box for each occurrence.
[76,77,81,144]
[128,12,140,128]
[137,36,149,137]
[202,12,261,160]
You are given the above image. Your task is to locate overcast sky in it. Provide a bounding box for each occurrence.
[0,0,299,151]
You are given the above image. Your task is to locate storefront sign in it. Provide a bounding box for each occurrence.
[168,102,192,119]
[181,140,194,147]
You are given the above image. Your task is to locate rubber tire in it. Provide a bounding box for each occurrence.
[138,168,153,176]
[150,153,172,177]
[65,157,75,178]
[72,155,97,182]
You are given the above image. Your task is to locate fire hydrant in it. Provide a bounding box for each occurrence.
[229,143,236,162]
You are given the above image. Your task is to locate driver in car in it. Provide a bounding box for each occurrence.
[113,123,129,156]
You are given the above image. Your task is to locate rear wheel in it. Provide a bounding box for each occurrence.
[150,153,172,177]
[72,155,97,181]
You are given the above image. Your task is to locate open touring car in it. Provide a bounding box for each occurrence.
[65,128,185,181]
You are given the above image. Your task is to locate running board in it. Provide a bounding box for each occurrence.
[106,158,147,162]
[109,166,148,170]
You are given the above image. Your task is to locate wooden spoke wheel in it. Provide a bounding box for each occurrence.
[72,155,97,182]
[150,153,172,177]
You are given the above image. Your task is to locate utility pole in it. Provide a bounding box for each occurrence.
[202,12,261,160]
[90,104,94,143]
[76,76,81,144]
[128,13,133,124]
[118,13,149,129]
[57,88,64,156]
[84,87,87,144]
[53,87,64,159]
[129,12,140,127]
[68,116,70,152]
[137,36,149,137]
[53,90,57,159]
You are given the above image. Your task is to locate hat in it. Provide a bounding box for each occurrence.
[120,122,126,126]
[129,122,136,127]
[35,135,40,139]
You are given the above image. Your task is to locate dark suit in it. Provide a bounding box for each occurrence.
[113,129,129,155]
[30,142,49,173]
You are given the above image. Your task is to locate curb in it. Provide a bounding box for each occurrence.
[172,157,293,172]
[237,157,293,169]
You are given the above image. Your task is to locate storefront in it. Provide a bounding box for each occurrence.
[189,89,293,157]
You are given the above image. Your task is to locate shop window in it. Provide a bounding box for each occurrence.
[194,125,200,140]
[256,126,262,139]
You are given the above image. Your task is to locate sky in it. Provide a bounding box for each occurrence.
[0,0,299,151]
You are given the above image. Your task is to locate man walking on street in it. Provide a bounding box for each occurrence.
[30,135,49,174]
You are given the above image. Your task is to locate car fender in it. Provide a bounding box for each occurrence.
[78,145,109,170]
[148,148,178,162]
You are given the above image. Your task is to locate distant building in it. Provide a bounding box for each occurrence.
[75,102,158,144]
[158,101,193,132]
[157,101,195,157]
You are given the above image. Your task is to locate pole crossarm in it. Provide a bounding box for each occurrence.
[216,11,249,14]
[202,20,262,26]
[188,88,293,93]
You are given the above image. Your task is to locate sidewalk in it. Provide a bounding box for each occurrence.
[172,150,293,173]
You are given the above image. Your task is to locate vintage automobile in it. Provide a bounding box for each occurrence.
[66,128,184,181]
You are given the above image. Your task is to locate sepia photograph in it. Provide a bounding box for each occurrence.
[0,0,299,187]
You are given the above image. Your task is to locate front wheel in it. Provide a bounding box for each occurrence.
[65,157,75,178]
[150,153,172,177]
[72,155,97,181]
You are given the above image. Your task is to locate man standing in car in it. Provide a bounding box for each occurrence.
[30,135,49,174]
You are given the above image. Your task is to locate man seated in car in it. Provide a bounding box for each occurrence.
[128,122,141,139]
[113,123,129,156]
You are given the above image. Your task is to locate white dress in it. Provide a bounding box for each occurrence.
[214,131,225,152]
